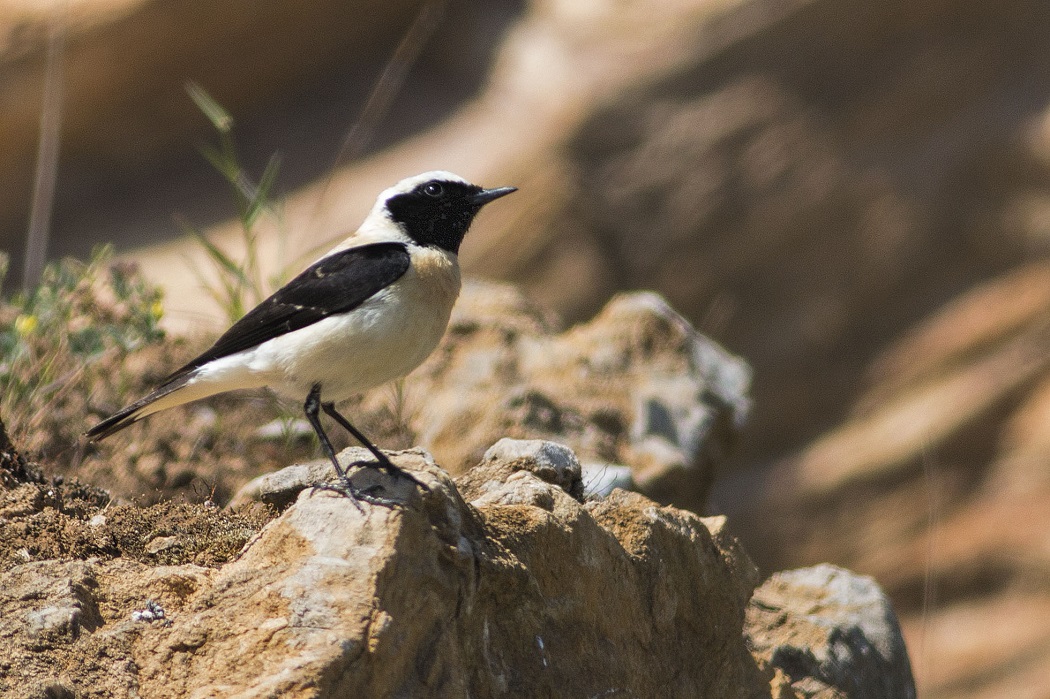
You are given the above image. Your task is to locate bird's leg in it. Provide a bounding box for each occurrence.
[304,385,348,480]
[303,386,393,507]
[320,401,427,491]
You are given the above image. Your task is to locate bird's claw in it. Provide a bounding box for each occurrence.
[311,456,427,509]
[309,477,402,510]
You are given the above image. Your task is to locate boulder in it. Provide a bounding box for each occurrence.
[746,565,916,699]
[4,444,770,698]
[1,412,922,699]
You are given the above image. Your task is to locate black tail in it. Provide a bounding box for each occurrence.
[85,402,147,442]
[85,375,191,442]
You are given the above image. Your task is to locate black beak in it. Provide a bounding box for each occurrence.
[470,186,517,206]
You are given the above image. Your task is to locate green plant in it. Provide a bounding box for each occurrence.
[0,246,165,452]
[183,82,286,324]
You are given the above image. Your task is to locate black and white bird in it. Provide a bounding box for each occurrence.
[85,171,516,501]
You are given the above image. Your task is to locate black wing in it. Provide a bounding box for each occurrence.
[167,241,410,381]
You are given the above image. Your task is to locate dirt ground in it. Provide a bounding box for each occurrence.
[0,424,274,574]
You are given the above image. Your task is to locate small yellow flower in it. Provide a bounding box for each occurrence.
[14,314,37,336]
[150,300,164,320]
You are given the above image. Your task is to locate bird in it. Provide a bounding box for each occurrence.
[85,171,516,503]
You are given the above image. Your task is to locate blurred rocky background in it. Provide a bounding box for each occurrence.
[3,0,1050,696]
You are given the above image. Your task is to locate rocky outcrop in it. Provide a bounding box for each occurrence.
[160,447,765,698]
[0,436,918,698]
[1,443,764,697]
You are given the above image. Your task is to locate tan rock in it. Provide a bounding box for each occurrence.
[145,454,762,697]
[0,556,215,698]
[3,445,770,697]
[746,565,916,699]
[786,318,1050,495]
[1,418,922,698]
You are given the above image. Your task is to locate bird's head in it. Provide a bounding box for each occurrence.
[376,171,516,254]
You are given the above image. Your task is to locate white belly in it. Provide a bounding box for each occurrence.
[191,247,460,403]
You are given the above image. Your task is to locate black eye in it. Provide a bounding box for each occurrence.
[423,181,444,197]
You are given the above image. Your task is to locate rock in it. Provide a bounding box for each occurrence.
[0,439,922,697]
[746,565,916,699]
[228,459,338,511]
[143,535,180,555]
[229,446,446,511]
[390,282,750,511]
[465,437,584,501]
[142,446,769,697]
[26,606,85,644]
[1,561,102,667]
[130,599,167,624]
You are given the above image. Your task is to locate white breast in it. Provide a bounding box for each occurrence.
[196,245,462,403]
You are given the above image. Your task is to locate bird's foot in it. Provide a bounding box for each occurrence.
[310,477,401,509]
[311,456,426,509]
